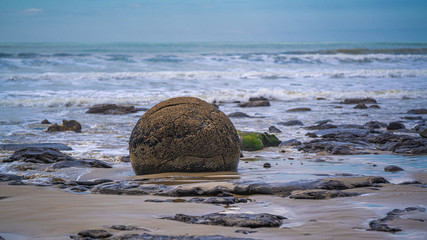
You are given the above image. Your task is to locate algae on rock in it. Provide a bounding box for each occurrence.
[238,131,281,151]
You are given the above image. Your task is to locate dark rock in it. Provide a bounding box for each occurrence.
[263,163,271,168]
[129,97,241,175]
[86,104,139,115]
[279,139,302,147]
[235,230,257,235]
[41,119,51,124]
[108,225,144,231]
[370,104,381,109]
[354,103,368,109]
[8,180,26,185]
[47,120,81,133]
[305,132,318,138]
[287,107,311,112]
[364,121,387,129]
[278,120,303,126]
[68,185,89,193]
[317,177,388,190]
[398,181,422,185]
[420,129,427,138]
[341,98,377,104]
[0,174,23,182]
[366,207,425,233]
[316,97,326,100]
[249,97,268,101]
[403,116,423,120]
[0,143,72,151]
[268,126,281,133]
[305,123,337,130]
[228,112,250,118]
[289,190,359,199]
[239,100,270,108]
[77,229,112,238]
[5,147,75,163]
[407,108,427,114]
[384,165,404,172]
[387,122,406,130]
[121,155,131,162]
[167,213,285,228]
[314,128,371,138]
[108,233,253,240]
[186,197,248,205]
[73,179,114,186]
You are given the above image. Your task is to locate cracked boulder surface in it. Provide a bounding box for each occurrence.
[129,97,240,175]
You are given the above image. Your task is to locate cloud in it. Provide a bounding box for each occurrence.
[23,8,43,14]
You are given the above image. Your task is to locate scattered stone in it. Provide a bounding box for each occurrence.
[387,122,406,130]
[47,120,81,133]
[41,119,51,124]
[317,177,389,190]
[235,230,257,235]
[263,162,271,168]
[370,104,381,109]
[420,129,427,138]
[121,155,130,162]
[52,159,112,169]
[278,120,303,126]
[108,225,144,231]
[129,97,241,175]
[268,126,281,133]
[86,104,141,115]
[0,143,72,151]
[76,229,113,239]
[384,165,404,172]
[249,97,268,101]
[407,108,427,114]
[364,121,387,129]
[68,185,89,193]
[279,139,302,147]
[228,112,250,118]
[238,131,281,151]
[287,107,311,112]
[289,189,359,199]
[354,103,368,109]
[398,181,422,185]
[305,132,318,138]
[305,122,337,130]
[167,213,285,228]
[239,99,270,107]
[316,97,326,100]
[73,179,114,186]
[341,98,377,104]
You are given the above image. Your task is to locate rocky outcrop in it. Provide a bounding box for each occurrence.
[166,213,286,228]
[47,120,82,133]
[367,207,426,233]
[129,97,241,175]
[341,98,377,104]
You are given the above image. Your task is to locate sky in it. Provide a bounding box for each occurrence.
[0,0,427,42]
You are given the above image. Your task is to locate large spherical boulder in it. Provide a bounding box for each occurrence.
[129,97,241,175]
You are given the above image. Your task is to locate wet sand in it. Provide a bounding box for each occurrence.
[1,177,426,240]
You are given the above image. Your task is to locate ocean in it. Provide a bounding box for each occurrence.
[0,42,426,181]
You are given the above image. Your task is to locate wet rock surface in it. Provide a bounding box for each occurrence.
[145,197,249,205]
[47,120,82,133]
[86,104,144,115]
[289,190,359,199]
[129,97,241,175]
[238,131,281,151]
[278,120,303,126]
[407,108,427,114]
[367,206,426,233]
[287,107,311,112]
[0,143,72,151]
[238,98,270,108]
[341,98,377,104]
[268,126,281,133]
[228,112,250,118]
[167,213,286,228]
[384,165,404,172]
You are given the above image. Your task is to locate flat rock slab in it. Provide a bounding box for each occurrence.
[368,206,426,233]
[289,189,359,200]
[167,213,286,228]
[0,143,72,151]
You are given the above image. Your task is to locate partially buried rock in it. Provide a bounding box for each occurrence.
[41,119,51,124]
[386,122,406,130]
[129,97,241,175]
[86,104,140,115]
[364,121,387,129]
[47,120,81,133]
[76,229,112,238]
[421,129,427,138]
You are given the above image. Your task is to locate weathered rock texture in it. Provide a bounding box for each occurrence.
[47,120,81,133]
[129,97,240,175]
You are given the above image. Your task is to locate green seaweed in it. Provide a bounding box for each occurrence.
[238,131,280,151]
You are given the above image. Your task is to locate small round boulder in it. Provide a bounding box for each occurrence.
[129,97,241,175]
